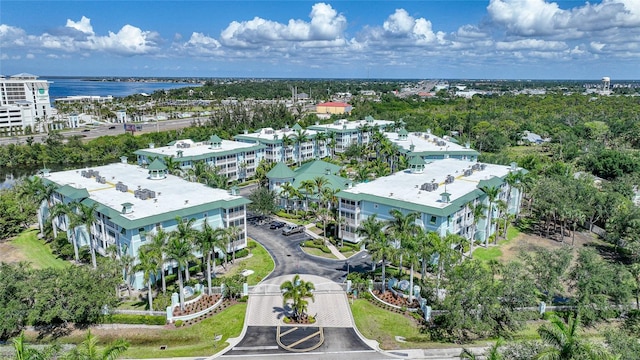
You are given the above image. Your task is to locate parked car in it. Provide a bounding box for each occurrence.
[108,125,117,129]
[282,224,305,236]
[269,221,286,229]
[82,129,90,132]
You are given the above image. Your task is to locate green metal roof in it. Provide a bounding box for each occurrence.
[293,173,351,196]
[295,160,341,176]
[55,184,90,200]
[267,162,296,179]
[209,135,222,143]
[292,123,303,131]
[148,158,167,171]
[398,128,409,136]
[409,156,425,166]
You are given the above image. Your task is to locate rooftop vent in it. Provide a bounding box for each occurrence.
[95,176,106,184]
[420,182,439,192]
[445,175,455,184]
[115,182,128,192]
[464,169,473,176]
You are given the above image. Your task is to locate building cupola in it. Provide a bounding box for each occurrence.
[147,158,168,180]
[408,155,425,174]
[209,135,222,149]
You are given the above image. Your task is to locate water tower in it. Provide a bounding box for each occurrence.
[602,76,611,91]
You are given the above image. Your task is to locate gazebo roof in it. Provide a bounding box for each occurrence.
[148,158,168,171]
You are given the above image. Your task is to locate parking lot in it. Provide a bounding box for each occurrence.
[245,215,359,282]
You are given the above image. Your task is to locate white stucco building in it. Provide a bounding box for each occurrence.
[0,73,52,134]
[37,160,250,289]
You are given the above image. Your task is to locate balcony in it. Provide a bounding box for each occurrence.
[340,203,357,211]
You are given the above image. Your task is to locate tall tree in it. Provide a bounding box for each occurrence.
[135,249,157,312]
[72,202,100,269]
[147,228,169,294]
[165,219,196,310]
[293,127,309,166]
[535,314,614,360]
[480,185,500,245]
[357,214,392,293]
[280,274,315,322]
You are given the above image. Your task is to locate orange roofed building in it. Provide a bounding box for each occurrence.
[316,102,353,115]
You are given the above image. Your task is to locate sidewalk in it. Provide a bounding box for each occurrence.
[304,223,347,260]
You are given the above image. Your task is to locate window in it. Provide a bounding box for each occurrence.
[373,204,378,209]
[429,216,437,225]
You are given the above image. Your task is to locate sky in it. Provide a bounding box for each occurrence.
[1,0,639,79]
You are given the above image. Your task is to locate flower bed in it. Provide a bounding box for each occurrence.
[371,289,420,309]
[172,294,221,317]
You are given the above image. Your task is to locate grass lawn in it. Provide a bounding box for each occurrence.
[471,226,521,262]
[29,303,247,359]
[472,246,503,262]
[351,299,431,350]
[11,229,70,269]
[224,240,274,285]
[301,246,337,259]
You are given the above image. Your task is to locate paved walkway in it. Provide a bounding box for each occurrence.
[303,223,347,260]
[246,274,353,328]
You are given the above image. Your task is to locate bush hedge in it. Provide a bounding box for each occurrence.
[301,239,331,253]
[103,313,166,325]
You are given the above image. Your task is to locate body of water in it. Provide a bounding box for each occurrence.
[47,77,195,101]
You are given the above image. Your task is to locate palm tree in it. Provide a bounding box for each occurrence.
[12,331,59,360]
[313,176,329,201]
[469,201,487,256]
[147,228,169,294]
[535,314,614,360]
[293,127,309,166]
[162,156,182,176]
[194,220,224,295]
[280,274,316,322]
[135,249,157,312]
[119,253,135,298]
[298,179,316,211]
[172,217,197,282]
[281,134,294,163]
[430,232,462,298]
[358,214,392,293]
[386,209,419,277]
[279,182,297,214]
[314,131,327,158]
[481,185,500,245]
[225,226,243,263]
[326,131,337,158]
[48,202,78,258]
[63,329,129,360]
[165,219,196,310]
[72,202,100,269]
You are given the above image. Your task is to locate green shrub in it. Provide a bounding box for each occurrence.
[234,248,249,259]
[239,295,249,303]
[174,320,184,327]
[153,293,172,311]
[320,246,331,253]
[104,314,166,325]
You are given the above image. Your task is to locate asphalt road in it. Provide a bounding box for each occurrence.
[246,219,371,283]
[0,117,200,145]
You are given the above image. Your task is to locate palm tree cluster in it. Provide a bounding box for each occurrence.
[280,274,315,322]
[137,217,243,311]
[12,330,129,360]
[357,210,464,303]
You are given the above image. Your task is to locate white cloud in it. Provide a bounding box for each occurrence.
[358,9,445,46]
[66,16,94,35]
[487,0,640,36]
[219,2,346,48]
[0,24,27,46]
[496,39,567,51]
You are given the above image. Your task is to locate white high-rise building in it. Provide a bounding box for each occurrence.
[0,73,52,135]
